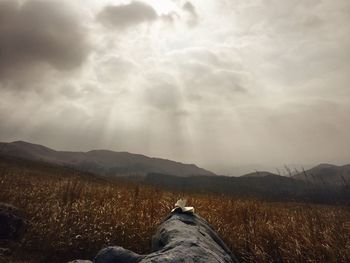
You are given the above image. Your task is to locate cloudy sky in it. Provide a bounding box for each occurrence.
[1,0,350,174]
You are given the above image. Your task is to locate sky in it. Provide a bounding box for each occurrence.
[0,0,350,175]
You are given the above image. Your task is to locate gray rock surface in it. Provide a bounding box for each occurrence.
[73,211,239,263]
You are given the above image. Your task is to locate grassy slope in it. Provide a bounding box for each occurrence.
[0,157,349,263]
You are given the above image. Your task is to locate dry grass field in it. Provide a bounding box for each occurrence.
[0,158,349,263]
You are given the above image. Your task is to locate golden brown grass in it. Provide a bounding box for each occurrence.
[0,159,349,263]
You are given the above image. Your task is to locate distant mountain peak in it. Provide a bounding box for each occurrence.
[293,162,350,186]
[314,163,338,169]
[10,140,52,150]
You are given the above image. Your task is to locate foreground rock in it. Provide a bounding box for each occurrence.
[0,203,26,241]
[71,210,239,263]
[0,203,27,257]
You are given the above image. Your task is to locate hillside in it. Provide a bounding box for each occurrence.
[144,173,350,204]
[293,163,350,187]
[0,141,214,177]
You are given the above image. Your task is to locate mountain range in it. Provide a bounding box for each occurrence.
[1,141,350,185]
[0,140,349,203]
[0,141,214,177]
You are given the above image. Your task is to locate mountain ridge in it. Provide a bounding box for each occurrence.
[0,141,214,177]
[293,162,350,186]
[1,141,349,186]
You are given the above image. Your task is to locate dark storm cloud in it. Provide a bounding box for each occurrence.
[98,1,158,29]
[0,0,90,85]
